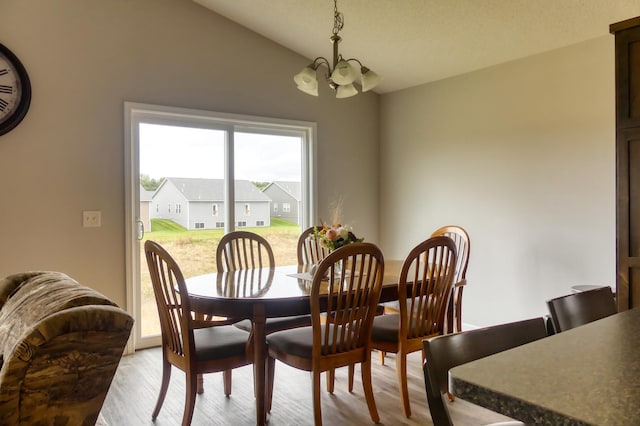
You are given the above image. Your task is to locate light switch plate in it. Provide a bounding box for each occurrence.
[83,210,101,227]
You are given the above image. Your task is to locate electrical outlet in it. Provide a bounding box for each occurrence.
[83,210,102,228]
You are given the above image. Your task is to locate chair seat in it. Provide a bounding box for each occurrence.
[194,325,251,361]
[266,326,314,359]
[233,315,312,334]
[268,325,347,360]
[371,313,400,342]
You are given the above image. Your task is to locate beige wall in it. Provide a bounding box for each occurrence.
[0,0,379,306]
[380,36,616,326]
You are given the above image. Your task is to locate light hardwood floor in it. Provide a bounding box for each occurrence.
[101,347,516,425]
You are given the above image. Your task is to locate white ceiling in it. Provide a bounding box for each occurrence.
[194,0,640,94]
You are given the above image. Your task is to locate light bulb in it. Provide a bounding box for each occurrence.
[331,60,356,85]
[360,67,381,92]
[336,83,358,98]
[294,66,318,89]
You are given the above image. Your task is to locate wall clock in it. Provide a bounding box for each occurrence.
[0,43,31,136]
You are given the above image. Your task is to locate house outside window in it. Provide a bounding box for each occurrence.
[256,220,265,226]
[245,204,250,216]
[176,203,181,214]
[168,203,171,213]
[215,221,224,228]
[195,222,204,229]
[237,221,247,227]
[273,203,278,213]
[283,202,291,213]
[212,203,218,216]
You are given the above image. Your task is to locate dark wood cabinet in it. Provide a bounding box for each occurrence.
[611,16,640,311]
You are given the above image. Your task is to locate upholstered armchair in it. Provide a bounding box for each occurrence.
[0,271,133,426]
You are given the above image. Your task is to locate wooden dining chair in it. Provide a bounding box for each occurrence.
[297,226,350,392]
[430,225,470,333]
[380,225,469,366]
[370,235,457,418]
[144,240,253,426]
[422,317,548,426]
[220,231,312,335]
[546,286,617,333]
[216,230,275,271]
[266,242,385,426]
[219,230,312,411]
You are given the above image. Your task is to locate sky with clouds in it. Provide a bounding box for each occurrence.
[139,123,302,183]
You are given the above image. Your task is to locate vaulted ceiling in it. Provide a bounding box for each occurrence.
[194,0,640,94]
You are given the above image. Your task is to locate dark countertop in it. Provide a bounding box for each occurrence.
[450,308,640,425]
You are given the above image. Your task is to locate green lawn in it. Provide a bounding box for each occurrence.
[146,217,299,242]
[140,217,302,336]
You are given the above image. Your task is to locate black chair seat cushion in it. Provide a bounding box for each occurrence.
[371,313,400,342]
[267,324,348,359]
[267,326,314,359]
[193,325,250,361]
[234,315,312,334]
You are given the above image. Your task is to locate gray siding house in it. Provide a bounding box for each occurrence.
[150,177,271,230]
[262,181,301,225]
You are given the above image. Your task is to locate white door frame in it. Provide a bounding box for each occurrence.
[124,102,316,350]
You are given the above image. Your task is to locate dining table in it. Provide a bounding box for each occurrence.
[185,260,404,426]
[449,308,640,425]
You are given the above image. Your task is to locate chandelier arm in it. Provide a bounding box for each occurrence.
[313,57,332,70]
[313,57,333,81]
[344,58,363,67]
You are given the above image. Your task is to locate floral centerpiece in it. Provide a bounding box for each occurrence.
[313,200,363,251]
[309,222,363,277]
[313,223,363,251]
[308,200,364,277]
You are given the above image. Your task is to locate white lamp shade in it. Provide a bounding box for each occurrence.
[335,83,358,98]
[360,67,381,92]
[331,60,356,85]
[296,84,319,96]
[294,66,318,90]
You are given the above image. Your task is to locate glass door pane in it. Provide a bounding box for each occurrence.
[234,132,302,266]
[139,123,225,339]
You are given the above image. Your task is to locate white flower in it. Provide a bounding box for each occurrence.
[337,226,350,240]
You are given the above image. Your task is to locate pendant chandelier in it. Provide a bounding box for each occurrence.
[293,0,381,98]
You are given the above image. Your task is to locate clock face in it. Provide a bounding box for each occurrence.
[0,43,31,136]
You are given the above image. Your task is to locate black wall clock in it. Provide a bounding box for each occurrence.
[0,43,31,136]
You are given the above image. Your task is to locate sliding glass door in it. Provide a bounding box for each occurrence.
[125,103,315,349]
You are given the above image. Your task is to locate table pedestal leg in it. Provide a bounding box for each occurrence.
[253,306,267,426]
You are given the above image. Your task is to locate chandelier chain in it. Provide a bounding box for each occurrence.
[332,0,344,36]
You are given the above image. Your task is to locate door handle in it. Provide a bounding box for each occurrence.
[136,219,144,240]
